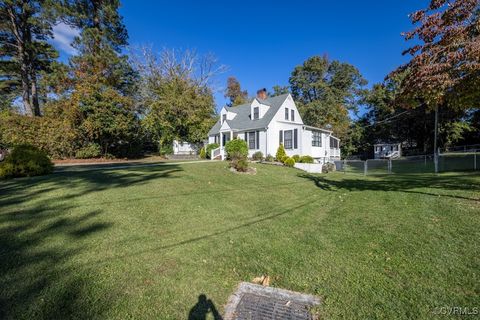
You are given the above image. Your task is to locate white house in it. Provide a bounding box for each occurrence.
[207,89,341,163]
[374,142,401,159]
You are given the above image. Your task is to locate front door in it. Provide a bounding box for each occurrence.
[222,132,231,146]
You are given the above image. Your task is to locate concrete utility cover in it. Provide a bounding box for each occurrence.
[224,282,321,320]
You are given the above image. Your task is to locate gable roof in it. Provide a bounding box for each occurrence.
[208,93,290,135]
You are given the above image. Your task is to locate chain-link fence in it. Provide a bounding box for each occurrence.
[335,153,479,175]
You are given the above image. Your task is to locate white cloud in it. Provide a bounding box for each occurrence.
[51,22,80,55]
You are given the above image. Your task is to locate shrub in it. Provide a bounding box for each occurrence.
[281,155,289,163]
[284,157,295,167]
[206,143,220,159]
[225,139,248,160]
[0,145,53,179]
[199,147,206,159]
[252,151,263,161]
[322,162,336,173]
[265,154,274,162]
[230,157,249,172]
[299,155,314,163]
[276,143,286,161]
[75,143,102,159]
[292,154,300,162]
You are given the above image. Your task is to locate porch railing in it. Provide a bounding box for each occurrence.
[211,147,221,160]
[330,148,341,158]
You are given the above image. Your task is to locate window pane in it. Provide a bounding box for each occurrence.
[253,107,259,120]
[312,131,322,147]
[249,132,256,149]
[285,108,289,120]
[291,110,295,121]
[284,130,293,149]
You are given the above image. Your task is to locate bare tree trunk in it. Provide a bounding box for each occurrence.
[31,73,41,116]
[21,66,33,116]
[7,5,34,116]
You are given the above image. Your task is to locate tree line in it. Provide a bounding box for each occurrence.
[1,0,478,160]
[0,0,219,158]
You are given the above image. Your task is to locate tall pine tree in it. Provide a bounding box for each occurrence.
[0,0,58,115]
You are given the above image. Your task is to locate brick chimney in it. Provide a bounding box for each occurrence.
[256,88,267,100]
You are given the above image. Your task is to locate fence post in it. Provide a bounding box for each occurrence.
[343,159,346,174]
[475,153,477,171]
[388,159,392,174]
[364,160,367,176]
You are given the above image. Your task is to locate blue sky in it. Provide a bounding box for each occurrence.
[52,1,427,112]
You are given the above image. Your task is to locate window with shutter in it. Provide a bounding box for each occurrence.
[294,129,298,149]
[284,130,293,149]
[279,130,283,144]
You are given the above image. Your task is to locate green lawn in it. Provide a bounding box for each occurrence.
[1,162,479,319]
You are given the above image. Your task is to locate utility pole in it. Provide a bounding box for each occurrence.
[434,105,439,174]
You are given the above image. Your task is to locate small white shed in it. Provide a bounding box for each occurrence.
[374,143,401,159]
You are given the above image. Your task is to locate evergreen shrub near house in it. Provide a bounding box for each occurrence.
[281,155,289,163]
[292,154,300,162]
[284,157,295,167]
[75,143,102,159]
[225,139,248,160]
[252,151,263,161]
[199,147,206,159]
[205,143,220,159]
[225,139,249,172]
[275,144,286,162]
[0,145,53,179]
[265,154,274,162]
[299,155,314,163]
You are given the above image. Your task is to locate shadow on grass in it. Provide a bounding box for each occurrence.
[188,294,223,320]
[0,164,182,319]
[297,172,480,202]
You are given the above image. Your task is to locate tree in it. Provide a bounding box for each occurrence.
[0,0,58,116]
[134,48,219,153]
[392,0,479,110]
[224,76,248,106]
[390,0,479,168]
[46,0,143,157]
[289,55,367,139]
[271,85,289,96]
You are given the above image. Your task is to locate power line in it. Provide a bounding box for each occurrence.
[363,110,410,127]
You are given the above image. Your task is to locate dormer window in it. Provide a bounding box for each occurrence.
[222,114,227,124]
[253,107,259,120]
[285,108,289,120]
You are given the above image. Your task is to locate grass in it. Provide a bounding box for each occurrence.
[1,162,479,319]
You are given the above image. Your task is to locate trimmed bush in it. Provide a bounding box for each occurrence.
[275,144,286,161]
[199,147,206,159]
[230,157,249,172]
[0,145,53,178]
[281,155,289,163]
[225,139,248,160]
[206,143,220,159]
[292,154,300,162]
[299,155,314,163]
[265,154,274,162]
[252,151,263,161]
[284,157,295,167]
[75,143,102,159]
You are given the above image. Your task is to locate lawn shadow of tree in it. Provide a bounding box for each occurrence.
[0,164,183,319]
[297,172,480,202]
